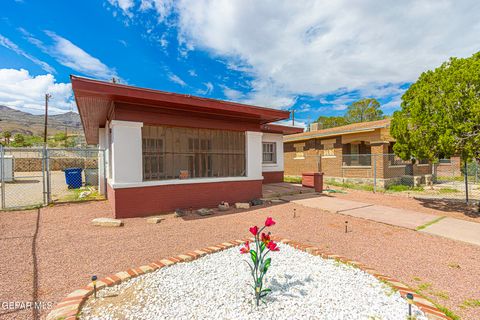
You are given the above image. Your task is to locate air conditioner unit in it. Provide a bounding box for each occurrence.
[1,155,14,182]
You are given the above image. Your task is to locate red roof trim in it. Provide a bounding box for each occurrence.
[71,76,289,122]
[71,76,292,144]
[261,124,304,135]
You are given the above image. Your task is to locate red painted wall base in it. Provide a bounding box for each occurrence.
[107,179,263,218]
[262,171,284,184]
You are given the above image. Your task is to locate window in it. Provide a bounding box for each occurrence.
[321,139,335,157]
[262,142,277,163]
[142,137,164,180]
[142,126,245,181]
[294,142,305,159]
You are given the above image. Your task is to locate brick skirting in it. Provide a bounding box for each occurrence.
[262,171,284,184]
[47,238,451,320]
[108,179,263,218]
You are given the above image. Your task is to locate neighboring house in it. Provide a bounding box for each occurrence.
[283,119,450,187]
[71,76,301,218]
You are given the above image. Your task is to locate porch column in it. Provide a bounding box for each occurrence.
[109,120,143,184]
[371,142,389,179]
[246,131,263,180]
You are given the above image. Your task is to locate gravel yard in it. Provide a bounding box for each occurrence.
[1,200,479,319]
[80,244,426,320]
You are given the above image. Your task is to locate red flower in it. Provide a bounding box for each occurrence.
[265,217,276,227]
[261,232,271,244]
[249,226,259,236]
[267,241,279,251]
[240,241,250,254]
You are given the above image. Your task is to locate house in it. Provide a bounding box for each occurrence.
[71,76,302,218]
[283,119,438,188]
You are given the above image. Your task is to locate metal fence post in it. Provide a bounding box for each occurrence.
[464,160,469,204]
[41,148,46,205]
[373,154,377,193]
[45,148,51,204]
[1,145,5,209]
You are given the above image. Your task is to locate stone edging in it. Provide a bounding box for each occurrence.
[47,238,451,320]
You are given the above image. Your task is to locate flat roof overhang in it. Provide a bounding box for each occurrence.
[261,124,304,135]
[71,75,291,144]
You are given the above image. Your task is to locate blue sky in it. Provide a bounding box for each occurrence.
[1,1,479,128]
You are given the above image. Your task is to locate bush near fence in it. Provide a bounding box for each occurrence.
[13,158,98,172]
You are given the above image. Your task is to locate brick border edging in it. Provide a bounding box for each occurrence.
[47,238,451,320]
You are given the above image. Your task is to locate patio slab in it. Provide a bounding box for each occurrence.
[262,182,314,199]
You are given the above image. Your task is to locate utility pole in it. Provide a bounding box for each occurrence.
[44,93,52,146]
[291,108,295,126]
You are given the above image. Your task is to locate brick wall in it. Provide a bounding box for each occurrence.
[436,157,461,176]
[109,179,263,218]
[262,171,284,184]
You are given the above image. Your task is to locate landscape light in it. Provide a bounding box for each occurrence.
[92,275,98,298]
[406,292,414,316]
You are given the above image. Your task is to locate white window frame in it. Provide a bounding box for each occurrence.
[262,142,277,164]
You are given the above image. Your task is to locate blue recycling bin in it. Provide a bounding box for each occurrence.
[64,168,83,189]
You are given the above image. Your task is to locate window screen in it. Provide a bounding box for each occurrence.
[142,126,246,181]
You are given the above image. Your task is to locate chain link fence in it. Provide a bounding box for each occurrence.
[289,153,479,204]
[0,147,106,210]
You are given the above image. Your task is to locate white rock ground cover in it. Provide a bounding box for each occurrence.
[80,244,427,320]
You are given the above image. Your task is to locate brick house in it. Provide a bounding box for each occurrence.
[71,76,302,218]
[284,119,439,188]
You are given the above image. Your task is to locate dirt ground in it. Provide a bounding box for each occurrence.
[0,200,479,320]
[327,187,480,223]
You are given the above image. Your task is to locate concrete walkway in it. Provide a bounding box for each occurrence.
[419,217,480,246]
[290,194,480,246]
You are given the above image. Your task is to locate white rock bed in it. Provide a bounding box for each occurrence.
[80,244,427,320]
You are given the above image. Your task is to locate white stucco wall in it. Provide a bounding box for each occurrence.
[262,133,284,172]
[246,131,263,180]
[109,120,143,184]
[98,127,107,195]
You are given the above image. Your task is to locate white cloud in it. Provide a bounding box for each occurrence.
[42,31,118,80]
[118,39,128,47]
[168,73,186,86]
[333,105,348,111]
[220,85,243,100]
[197,82,213,95]
[0,34,55,74]
[274,119,306,131]
[108,0,135,17]
[0,68,74,114]
[188,69,197,77]
[171,0,480,107]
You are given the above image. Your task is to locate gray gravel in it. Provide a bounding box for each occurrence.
[80,244,426,320]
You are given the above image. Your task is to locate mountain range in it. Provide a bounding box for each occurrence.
[0,105,82,136]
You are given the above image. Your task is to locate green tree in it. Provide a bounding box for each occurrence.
[316,116,348,129]
[12,133,30,147]
[345,98,384,123]
[391,52,480,162]
[3,131,11,145]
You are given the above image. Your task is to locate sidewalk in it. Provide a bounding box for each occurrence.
[289,194,480,246]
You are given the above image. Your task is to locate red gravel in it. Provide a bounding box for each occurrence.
[328,188,480,223]
[1,200,479,320]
